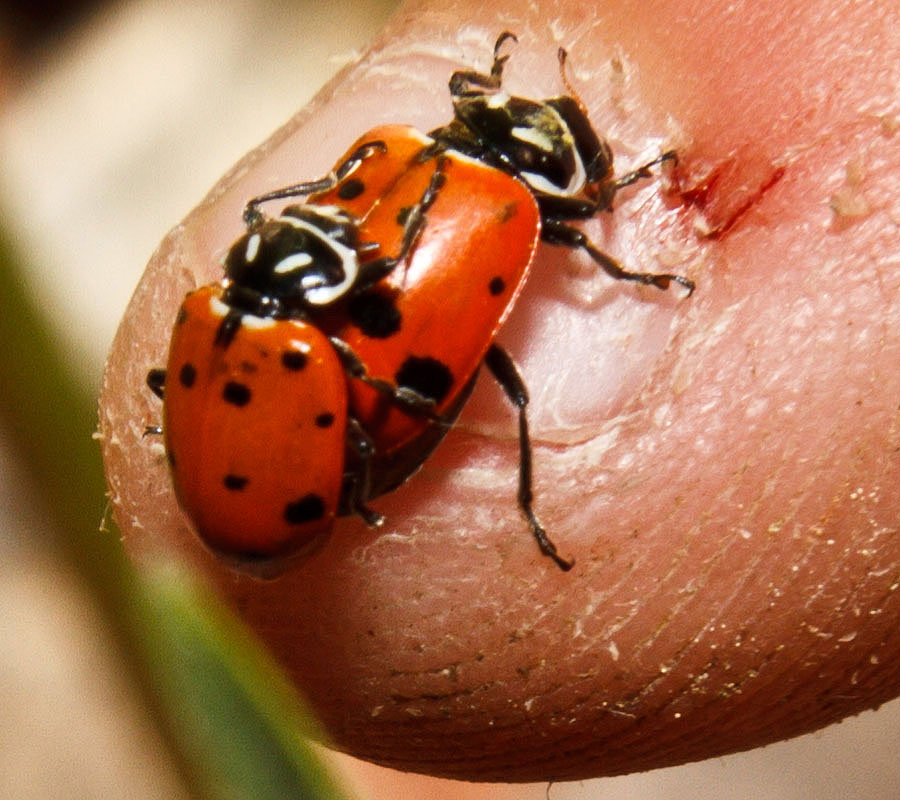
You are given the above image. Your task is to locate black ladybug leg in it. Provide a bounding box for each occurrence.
[612,150,678,193]
[536,150,678,220]
[358,155,450,288]
[448,31,518,97]
[146,368,166,399]
[484,344,574,572]
[541,219,696,295]
[328,337,442,421]
[396,154,448,259]
[241,140,388,228]
[144,369,166,437]
[343,417,385,526]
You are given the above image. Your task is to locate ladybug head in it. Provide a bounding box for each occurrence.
[445,91,615,200]
[432,33,615,204]
[223,205,363,317]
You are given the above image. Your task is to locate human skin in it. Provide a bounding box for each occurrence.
[99,0,900,783]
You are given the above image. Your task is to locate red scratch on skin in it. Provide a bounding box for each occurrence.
[704,165,787,239]
[676,162,724,208]
[672,155,787,240]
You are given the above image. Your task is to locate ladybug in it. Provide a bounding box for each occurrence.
[147,161,450,572]
[236,125,563,566]
[148,32,693,574]
[148,284,350,569]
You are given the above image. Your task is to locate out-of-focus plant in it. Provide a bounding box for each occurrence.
[0,225,348,800]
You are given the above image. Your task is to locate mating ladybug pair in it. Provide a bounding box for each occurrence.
[147,33,694,575]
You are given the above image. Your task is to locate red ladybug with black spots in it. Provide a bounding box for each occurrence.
[147,187,446,573]
[148,32,693,575]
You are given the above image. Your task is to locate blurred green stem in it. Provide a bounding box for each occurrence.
[0,224,348,800]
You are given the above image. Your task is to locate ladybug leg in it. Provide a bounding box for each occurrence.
[541,218,696,295]
[241,140,388,227]
[484,344,574,572]
[343,418,385,526]
[328,337,441,420]
[358,155,450,289]
[333,140,389,179]
[146,368,166,399]
[213,307,246,348]
[612,151,678,195]
[143,370,166,436]
[570,151,678,218]
[536,151,679,220]
[448,31,517,98]
[397,154,448,257]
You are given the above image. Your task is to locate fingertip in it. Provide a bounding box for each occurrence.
[101,6,900,784]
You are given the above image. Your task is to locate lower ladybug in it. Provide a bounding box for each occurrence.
[149,284,349,568]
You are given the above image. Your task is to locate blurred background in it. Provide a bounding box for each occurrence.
[1,1,897,797]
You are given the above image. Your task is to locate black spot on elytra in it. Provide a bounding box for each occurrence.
[176,307,188,325]
[498,201,518,223]
[395,206,411,226]
[284,494,326,524]
[178,363,197,388]
[167,450,176,468]
[223,474,248,491]
[395,356,453,403]
[348,290,401,339]
[223,381,251,407]
[338,178,365,200]
[489,276,506,295]
[281,350,308,371]
[315,412,335,428]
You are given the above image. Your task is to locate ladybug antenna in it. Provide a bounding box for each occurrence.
[557,46,590,120]
[492,30,518,78]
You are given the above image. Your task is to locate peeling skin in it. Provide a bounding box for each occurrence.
[99,0,900,783]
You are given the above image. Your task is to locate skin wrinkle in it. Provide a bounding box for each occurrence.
[532,362,896,768]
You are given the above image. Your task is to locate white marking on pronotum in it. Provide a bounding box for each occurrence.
[511,124,555,152]
[245,232,261,262]
[273,251,313,274]
[486,90,511,108]
[517,108,587,197]
[209,295,230,318]
[521,144,586,197]
[240,314,276,330]
[208,293,275,328]
[273,213,360,305]
[311,204,350,222]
